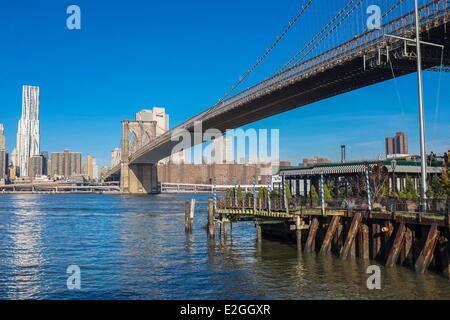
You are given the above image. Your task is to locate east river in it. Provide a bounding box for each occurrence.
[0,194,449,299]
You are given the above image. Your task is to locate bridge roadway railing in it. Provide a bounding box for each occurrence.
[217,196,449,218]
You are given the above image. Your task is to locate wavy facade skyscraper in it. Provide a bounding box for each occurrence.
[0,124,6,180]
[13,85,40,177]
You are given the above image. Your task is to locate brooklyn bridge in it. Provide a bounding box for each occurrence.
[105,0,450,194]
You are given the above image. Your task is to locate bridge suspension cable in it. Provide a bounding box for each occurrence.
[287,0,364,69]
[274,0,407,81]
[218,0,315,103]
[280,0,360,72]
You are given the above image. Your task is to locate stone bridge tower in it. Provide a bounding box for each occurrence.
[120,120,159,194]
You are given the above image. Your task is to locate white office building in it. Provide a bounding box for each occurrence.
[14,85,40,177]
[211,136,233,164]
[111,148,121,167]
[136,107,169,136]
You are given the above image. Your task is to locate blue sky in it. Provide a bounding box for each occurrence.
[0,0,449,167]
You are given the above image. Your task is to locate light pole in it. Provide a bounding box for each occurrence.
[391,160,397,194]
[414,0,428,211]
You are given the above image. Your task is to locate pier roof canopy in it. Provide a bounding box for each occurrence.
[279,159,444,178]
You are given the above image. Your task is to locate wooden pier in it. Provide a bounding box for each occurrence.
[215,197,450,279]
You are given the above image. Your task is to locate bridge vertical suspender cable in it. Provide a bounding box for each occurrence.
[279,0,360,72]
[217,0,315,103]
[286,0,408,72]
[237,0,363,89]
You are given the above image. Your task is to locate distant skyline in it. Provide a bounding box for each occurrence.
[1,1,449,167]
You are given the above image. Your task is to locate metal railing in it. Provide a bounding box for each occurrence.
[217,196,450,216]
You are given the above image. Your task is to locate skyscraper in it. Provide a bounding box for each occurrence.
[28,155,43,178]
[40,151,49,176]
[111,148,121,167]
[136,107,169,136]
[385,132,409,157]
[83,154,99,181]
[0,124,6,180]
[49,150,82,178]
[211,136,233,164]
[14,85,40,177]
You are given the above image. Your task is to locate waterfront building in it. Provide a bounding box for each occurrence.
[28,155,43,178]
[100,166,111,179]
[0,124,6,180]
[157,160,291,185]
[14,85,40,177]
[111,148,121,167]
[279,159,443,197]
[83,154,99,181]
[136,107,169,136]
[303,156,332,166]
[211,136,233,164]
[49,149,82,179]
[40,151,49,176]
[385,132,409,158]
[135,107,187,165]
[8,164,16,181]
[170,149,186,164]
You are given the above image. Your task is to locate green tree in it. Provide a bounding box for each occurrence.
[236,185,243,200]
[226,188,233,200]
[442,168,450,198]
[404,175,419,199]
[428,175,444,199]
[285,183,292,201]
[259,187,268,198]
[309,185,319,206]
[324,183,333,200]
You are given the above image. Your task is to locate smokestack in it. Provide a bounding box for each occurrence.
[341,145,346,163]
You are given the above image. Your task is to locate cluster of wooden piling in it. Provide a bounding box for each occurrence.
[184,198,232,240]
[183,197,449,279]
[217,201,450,279]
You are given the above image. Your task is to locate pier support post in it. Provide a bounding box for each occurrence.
[341,212,362,260]
[370,220,382,260]
[357,221,369,260]
[296,216,302,255]
[319,216,340,255]
[385,222,406,267]
[207,198,215,238]
[305,218,319,253]
[185,199,195,233]
[400,225,414,267]
[256,222,262,243]
[415,223,439,274]
[437,235,450,279]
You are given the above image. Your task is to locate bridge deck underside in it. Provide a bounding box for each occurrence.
[127,21,449,165]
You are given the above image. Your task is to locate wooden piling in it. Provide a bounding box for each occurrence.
[357,222,369,260]
[256,222,262,243]
[437,235,450,279]
[400,225,414,267]
[207,198,215,238]
[332,220,344,254]
[296,216,302,254]
[223,220,228,239]
[370,220,381,260]
[415,223,439,274]
[385,222,406,267]
[319,216,340,255]
[341,212,362,260]
[305,218,319,253]
[185,199,195,232]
